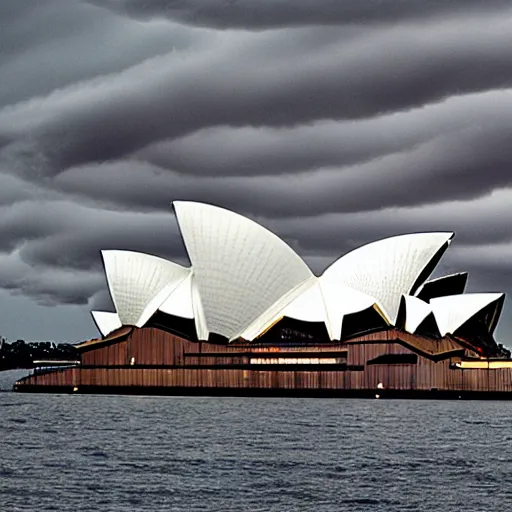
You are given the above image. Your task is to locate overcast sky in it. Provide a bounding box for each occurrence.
[1,1,512,345]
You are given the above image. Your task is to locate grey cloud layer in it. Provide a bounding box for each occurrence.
[89,0,512,29]
[4,13,512,177]
[1,1,512,341]
[0,0,205,108]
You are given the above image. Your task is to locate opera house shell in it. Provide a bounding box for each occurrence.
[15,202,512,398]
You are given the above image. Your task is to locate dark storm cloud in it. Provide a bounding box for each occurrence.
[0,0,206,108]
[89,0,512,30]
[449,243,512,273]
[52,114,512,218]
[271,189,512,256]
[3,12,512,179]
[134,91,512,178]
[0,174,51,208]
[0,251,104,306]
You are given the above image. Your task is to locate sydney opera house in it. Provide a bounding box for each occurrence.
[15,201,512,397]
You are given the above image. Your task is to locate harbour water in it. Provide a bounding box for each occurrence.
[1,373,512,511]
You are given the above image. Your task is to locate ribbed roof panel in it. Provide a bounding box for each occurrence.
[322,233,453,324]
[102,250,191,327]
[431,293,505,336]
[174,201,313,340]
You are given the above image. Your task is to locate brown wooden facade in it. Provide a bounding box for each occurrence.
[13,327,512,397]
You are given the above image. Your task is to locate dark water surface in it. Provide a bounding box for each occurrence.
[1,383,512,511]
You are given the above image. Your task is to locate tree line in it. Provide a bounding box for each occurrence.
[0,337,78,371]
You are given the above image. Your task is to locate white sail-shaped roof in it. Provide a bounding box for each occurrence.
[402,295,433,334]
[174,201,313,340]
[102,250,191,327]
[237,277,317,341]
[282,278,327,323]
[321,232,454,325]
[159,272,194,319]
[190,275,209,340]
[242,277,379,341]
[319,279,379,340]
[91,311,122,337]
[431,293,505,336]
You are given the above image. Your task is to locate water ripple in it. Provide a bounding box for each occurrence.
[0,394,512,511]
